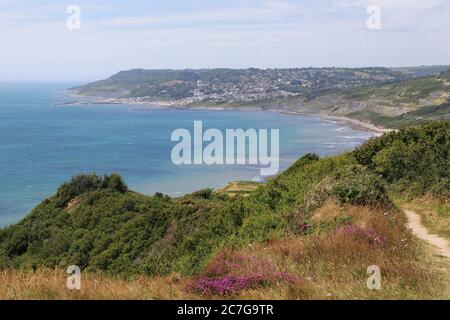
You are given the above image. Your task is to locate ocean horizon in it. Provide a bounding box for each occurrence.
[0,82,375,226]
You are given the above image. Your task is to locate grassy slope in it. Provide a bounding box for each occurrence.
[0,121,448,299]
[299,71,450,128]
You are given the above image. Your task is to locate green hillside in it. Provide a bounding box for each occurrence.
[392,65,450,78]
[292,71,450,128]
[71,67,421,101]
[0,121,448,280]
[342,70,450,106]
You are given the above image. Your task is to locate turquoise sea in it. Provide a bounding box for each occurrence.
[0,83,375,226]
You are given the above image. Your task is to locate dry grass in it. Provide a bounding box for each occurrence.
[218,181,261,197]
[0,201,447,300]
[311,199,345,223]
[0,270,193,300]
[233,202,446,299]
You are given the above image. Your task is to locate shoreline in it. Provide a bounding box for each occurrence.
[276,110,393,134]
[173,103,392,134]
[65,93,391,135]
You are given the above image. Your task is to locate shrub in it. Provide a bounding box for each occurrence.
[55,173,128,207]
[238,213,283,242]
[332,166,391,207]
[353,121,449,197]
[102,173,128,193]
[190,189,213,200]
[56,174,103,206]
[4,229,29,257]
[431,178,450,197]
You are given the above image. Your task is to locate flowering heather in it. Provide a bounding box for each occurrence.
[187,250,299,296]
[202,250,274,278]
[334,225,387,246]
[187,274,265,295]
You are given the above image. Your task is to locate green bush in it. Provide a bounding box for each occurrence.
[102,173,128,193]
[353,121,449,197]
[238,213,283,242]
[56,173,128,207]
[56,174,103,206]
[332,166,391,207]
[190,189,214,200]
[4,229,29,257]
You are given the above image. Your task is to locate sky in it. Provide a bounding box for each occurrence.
[1,0,449,81]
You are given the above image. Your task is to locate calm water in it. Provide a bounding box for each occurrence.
[0,83,374,226]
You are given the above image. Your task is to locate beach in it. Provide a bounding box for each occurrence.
[66,93,392,135]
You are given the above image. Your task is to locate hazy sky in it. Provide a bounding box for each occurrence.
[1,0,449,81]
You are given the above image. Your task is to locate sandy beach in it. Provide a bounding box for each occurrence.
[179,103,394,134]
[277,110,394,134]
[65,92,393,135]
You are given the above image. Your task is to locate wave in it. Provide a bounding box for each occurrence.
[333,127,349,132]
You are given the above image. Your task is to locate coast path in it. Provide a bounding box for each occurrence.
[404,208,450,296]
[404,209,450,259]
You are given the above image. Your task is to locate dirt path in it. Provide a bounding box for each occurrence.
[404,209,450,259]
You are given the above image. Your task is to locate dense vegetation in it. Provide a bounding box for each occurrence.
[0,121,448,280]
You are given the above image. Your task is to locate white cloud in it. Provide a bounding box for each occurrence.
[0,0,449,81]
[97,1,303,27]
[332,0,447,10]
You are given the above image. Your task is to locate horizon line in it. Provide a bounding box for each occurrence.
[2,64,450,83]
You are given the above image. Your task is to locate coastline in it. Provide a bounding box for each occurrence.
[318,115,394,135]
[189,105,392,134]
[66,92,392,134]
[276,110,393,135]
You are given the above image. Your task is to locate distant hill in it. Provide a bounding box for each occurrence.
[72,67,442,101]
[286,70,450,128]
[392,65,450,78]
[72,69,201,99]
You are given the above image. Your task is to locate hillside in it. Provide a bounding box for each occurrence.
[71,67,432,104]
[392,65,450,78]
[286,70,450,127]
[0,121,448,299]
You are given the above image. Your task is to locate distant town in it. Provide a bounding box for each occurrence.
[72,66,450,107]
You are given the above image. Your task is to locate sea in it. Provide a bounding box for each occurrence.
[0,82,375,226]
